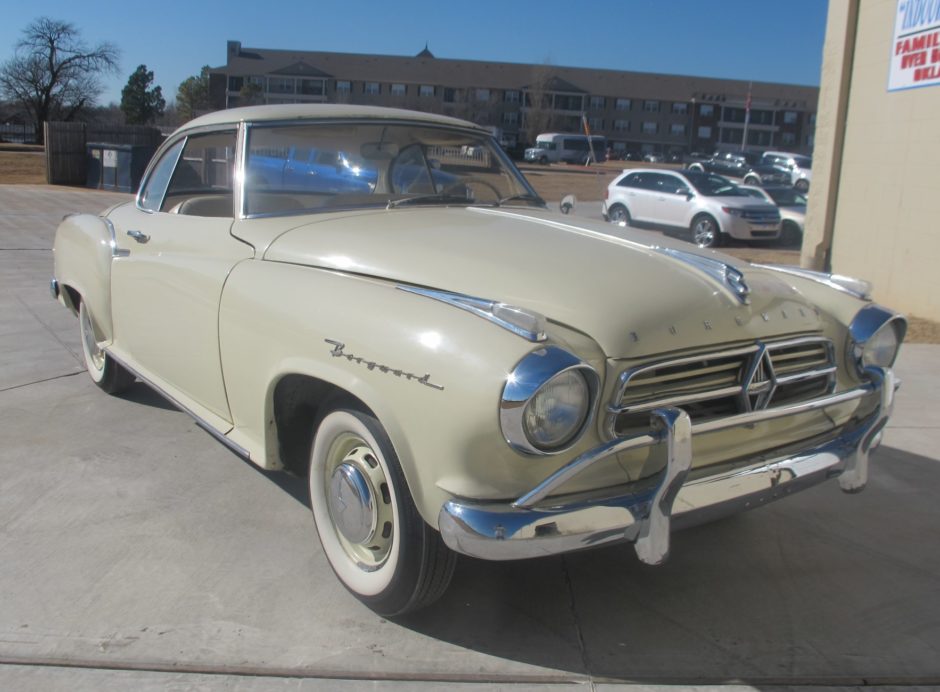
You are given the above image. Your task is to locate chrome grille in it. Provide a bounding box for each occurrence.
[607,336,836,438]
[740,208,781,224]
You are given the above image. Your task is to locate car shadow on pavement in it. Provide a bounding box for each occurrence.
[393,445,940,684]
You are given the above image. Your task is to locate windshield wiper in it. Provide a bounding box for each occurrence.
[386,194,474,209]
[496,193,544,207]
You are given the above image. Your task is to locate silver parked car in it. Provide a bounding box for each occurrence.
[739,184,807,246]
[603,169,781,248]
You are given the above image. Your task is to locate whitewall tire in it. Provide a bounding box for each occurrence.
[308,408,455,615]
[79,300,134,394]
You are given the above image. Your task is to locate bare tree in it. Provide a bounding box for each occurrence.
[0,17,119,142]
[522,61,555,144]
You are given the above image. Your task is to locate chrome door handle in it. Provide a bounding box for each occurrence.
[127,229,150,243]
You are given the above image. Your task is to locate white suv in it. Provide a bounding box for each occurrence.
[760,151,812,191]
[602,169,781,248]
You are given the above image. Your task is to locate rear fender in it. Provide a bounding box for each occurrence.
[52,212,122,339]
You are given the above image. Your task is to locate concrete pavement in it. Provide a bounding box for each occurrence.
[1,185,938,690]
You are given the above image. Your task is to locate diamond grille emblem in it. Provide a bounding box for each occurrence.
[741,343,777,412]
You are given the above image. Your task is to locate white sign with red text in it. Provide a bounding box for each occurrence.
[890,0,940,91]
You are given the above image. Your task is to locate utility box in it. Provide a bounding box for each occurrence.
[86,143,155,192]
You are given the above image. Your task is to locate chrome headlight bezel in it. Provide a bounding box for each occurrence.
[500,346,600,456]
[847,304,907,377]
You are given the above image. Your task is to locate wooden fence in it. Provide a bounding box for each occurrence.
[45,122,164,186]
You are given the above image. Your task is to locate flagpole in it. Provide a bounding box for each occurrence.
[741,82,752,153]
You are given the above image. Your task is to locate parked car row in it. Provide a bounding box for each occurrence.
[686,150,812,191]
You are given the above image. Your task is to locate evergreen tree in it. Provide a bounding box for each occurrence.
[120,64,165,125]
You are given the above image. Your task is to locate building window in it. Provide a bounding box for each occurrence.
[268,77,295,94]
[504,90,520,104]
[642,121,658,134]
[588,117,604,130]
[782,132,796,145]
[670,123,686,136]
[783,111,798,124]
[391,83,406,97]
[697,125,712,138]
[554,94,583,111]
[643,100,660,113]
[615,98,631,111]
[614,119,630,132]
[475,88,490,101]
[671,102,688,114]
[590,96,606,110]
[299,79,324,96]
[699,104,714,117]
[443,87,456,103]
[808,113,816,125]
[364,82,380,95]
[503,111,518,126]
[336,80,351,94]
[419,85,435,97]
[228,76,244,92]
[806,134,814,147]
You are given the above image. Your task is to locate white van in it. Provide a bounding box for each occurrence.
[525,133,607,164]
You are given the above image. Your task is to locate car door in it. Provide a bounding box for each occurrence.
[654,173,695,227]
[107,128,253,427]
[614,172,656,222]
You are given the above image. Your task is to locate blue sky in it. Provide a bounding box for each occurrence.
[1,0,829,106]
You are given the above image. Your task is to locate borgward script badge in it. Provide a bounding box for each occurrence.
[325,340,444,391]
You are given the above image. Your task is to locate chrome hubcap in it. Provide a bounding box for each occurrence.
[324,434,394,569]
[694,220,715,246]
[329,462,375,544]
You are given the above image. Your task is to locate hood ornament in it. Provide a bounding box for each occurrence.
[654,247,750,305]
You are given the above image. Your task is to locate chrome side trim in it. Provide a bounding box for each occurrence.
[101,218,130,258]
[753,263,873,300]
[398,285,547,342]
[105,351,249,460]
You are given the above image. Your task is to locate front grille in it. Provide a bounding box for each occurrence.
[740,208,781,224]
[607,336,836,437]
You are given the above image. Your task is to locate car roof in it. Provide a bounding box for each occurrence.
[178,104,489,134]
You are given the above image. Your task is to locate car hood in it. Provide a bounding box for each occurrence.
[262,207,822,358]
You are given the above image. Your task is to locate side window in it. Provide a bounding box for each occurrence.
[619,173,643,188]
[659,175,688,194]
[138,139,184,212]
[163,130,237,216]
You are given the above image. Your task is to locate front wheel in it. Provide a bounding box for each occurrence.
[308,409,456,616]
[794,179,810,192]
[607,204,631,225]
[691,214,721,248]
[743,175,760,186]
[79,300,134,394]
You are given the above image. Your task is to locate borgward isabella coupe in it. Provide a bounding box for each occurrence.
[52,105,906,615]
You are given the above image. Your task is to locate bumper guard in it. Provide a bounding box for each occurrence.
[439,367,896,565]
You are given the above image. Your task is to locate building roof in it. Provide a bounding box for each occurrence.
[216,41,818,109]
[181,103,488,132]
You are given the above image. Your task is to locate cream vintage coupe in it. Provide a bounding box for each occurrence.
[52,105,905,615]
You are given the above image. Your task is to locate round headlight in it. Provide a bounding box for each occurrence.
[861,322,902,368]
[523,369,590,450]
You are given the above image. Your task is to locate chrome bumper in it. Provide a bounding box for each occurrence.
[439,367,896,565]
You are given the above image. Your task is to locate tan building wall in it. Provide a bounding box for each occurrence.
[804,0,940,321]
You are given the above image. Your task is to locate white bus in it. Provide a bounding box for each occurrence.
[524,133,607,164]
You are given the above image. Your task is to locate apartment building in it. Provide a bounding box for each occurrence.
[209,41,817,156]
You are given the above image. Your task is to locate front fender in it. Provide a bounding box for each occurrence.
[52,210,125,338]
[217,259,612,527]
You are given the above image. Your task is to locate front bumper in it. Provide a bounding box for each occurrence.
[723,214,781,240]
[439,367,896,566]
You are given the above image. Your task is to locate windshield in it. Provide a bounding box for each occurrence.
[792,155,812,169]
[682,171,744,197]
[765,187,808,206]
[245,122,542,216]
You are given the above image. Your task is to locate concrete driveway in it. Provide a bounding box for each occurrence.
[1,185,938,690]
